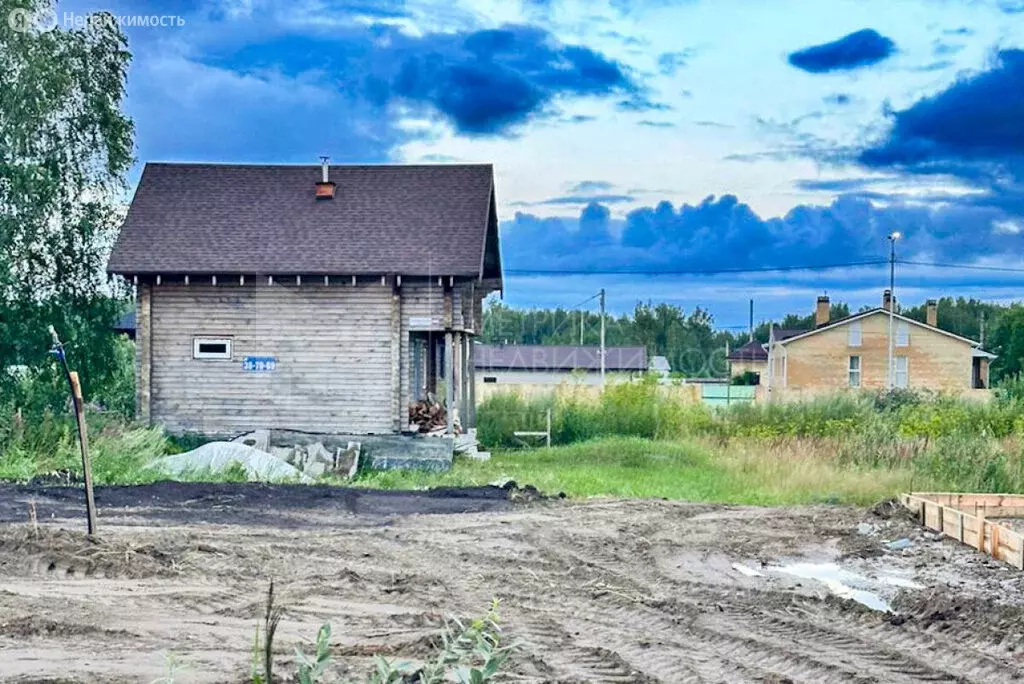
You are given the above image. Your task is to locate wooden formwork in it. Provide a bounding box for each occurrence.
[899,493,1024,570]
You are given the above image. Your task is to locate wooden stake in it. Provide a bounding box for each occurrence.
[67,372,97,537]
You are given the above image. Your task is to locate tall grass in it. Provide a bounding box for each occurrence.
[477,384,1024,446]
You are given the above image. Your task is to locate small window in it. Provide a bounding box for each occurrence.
[896,321,910,347]
[895,356,909,388]
[848,356,861,388]
[483,376,498,384]
[193,337,232,360]
[848,322,862,347]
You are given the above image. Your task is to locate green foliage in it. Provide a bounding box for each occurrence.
[731,371,760,386]
[252,589,514,684]
[0,407,169,484]
[991,307,1024,383]
[297,623,333,684]
[912,433,1024,493]
[476,392,554,448]
[1,0,135,417]
[481,300,733,377]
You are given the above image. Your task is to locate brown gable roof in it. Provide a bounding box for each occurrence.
[777,307,984,348]
[475,345,648,372]
[107,163,499,278]
[726,340,767,361]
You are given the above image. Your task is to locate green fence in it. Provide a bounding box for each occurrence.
[700,383,756,407]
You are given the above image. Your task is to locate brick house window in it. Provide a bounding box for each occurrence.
[896,321,910,347]
[895,356,909,388]
[848,356,861,387]
[848,322,862,347]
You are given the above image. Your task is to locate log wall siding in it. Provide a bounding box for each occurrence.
[136,284,153,422]
[149,284,393,435]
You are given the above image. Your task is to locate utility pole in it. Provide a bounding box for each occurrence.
[980,311,986,347]
[599,288,606,387]
[887,232,901,390]
[749,299,754,342]
[580,309,584,345]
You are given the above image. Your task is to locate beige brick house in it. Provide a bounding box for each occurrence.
[730,292,995,398]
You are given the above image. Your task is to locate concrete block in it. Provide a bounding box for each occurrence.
[232,429,270,453]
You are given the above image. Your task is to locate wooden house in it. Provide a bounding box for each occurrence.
[107,161,502,436]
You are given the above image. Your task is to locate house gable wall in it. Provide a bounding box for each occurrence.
[781,312,973,392]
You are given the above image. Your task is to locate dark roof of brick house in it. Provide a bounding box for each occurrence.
[107,163,501,279]
[475,345,648,371]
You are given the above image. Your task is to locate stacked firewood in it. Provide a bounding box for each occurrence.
[408,395,461,435]
[409,398,447,434]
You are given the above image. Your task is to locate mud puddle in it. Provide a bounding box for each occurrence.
[767,561,922,612]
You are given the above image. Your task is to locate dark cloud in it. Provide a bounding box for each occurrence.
[639,120,676,128]
[501,193,1024,275]
[788,29,897,73]
[208,24,640,136]
[392,26,639,134]
[824,93,851,105]
[860,49,1024,173]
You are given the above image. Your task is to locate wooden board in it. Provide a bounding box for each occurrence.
[900,492,1024,570]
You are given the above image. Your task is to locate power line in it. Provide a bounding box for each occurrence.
[504,259,889,276]
[503,258,1024,277]
[898,259,1024,274]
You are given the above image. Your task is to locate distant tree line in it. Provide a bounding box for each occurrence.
[482,296,1024,383]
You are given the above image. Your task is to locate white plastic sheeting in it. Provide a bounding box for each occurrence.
[155,442,313,483]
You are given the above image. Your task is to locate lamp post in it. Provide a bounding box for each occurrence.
[887,231,901,389]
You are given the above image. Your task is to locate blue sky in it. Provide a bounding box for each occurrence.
[57,0,1024,329]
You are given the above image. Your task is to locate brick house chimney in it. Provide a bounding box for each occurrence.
[315,155,336,199]
[882,289,893,312]
[815,295,830,327]
[926,299,938,327]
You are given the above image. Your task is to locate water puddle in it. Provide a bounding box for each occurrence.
[770,562,922,613]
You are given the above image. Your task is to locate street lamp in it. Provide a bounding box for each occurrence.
[887,231,901,389]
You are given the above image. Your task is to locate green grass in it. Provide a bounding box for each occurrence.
[352,436,921,506]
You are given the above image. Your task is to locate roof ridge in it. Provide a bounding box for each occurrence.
[144,161,494,169]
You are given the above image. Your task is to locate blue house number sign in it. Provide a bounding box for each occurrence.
[243,356,277,372]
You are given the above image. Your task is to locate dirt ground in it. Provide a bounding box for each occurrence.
[2,483,1024,683]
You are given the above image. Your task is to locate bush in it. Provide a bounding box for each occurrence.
[913,433,1024,492]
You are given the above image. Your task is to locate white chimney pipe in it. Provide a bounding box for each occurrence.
[320,155,329,183]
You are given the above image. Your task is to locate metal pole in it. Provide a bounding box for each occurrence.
[749,299,754,342]
[980,311,986,347]
[580,309,584,345]
[599,288,606,387]
[888,238,896,389]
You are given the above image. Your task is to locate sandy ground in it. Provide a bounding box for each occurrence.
[2,483,1024,683]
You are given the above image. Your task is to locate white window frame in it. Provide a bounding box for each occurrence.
[848,355,861,388]
[848,321,862,347]
[894,356,909,388]
[896,321,910,347]
[193,337,232,360]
